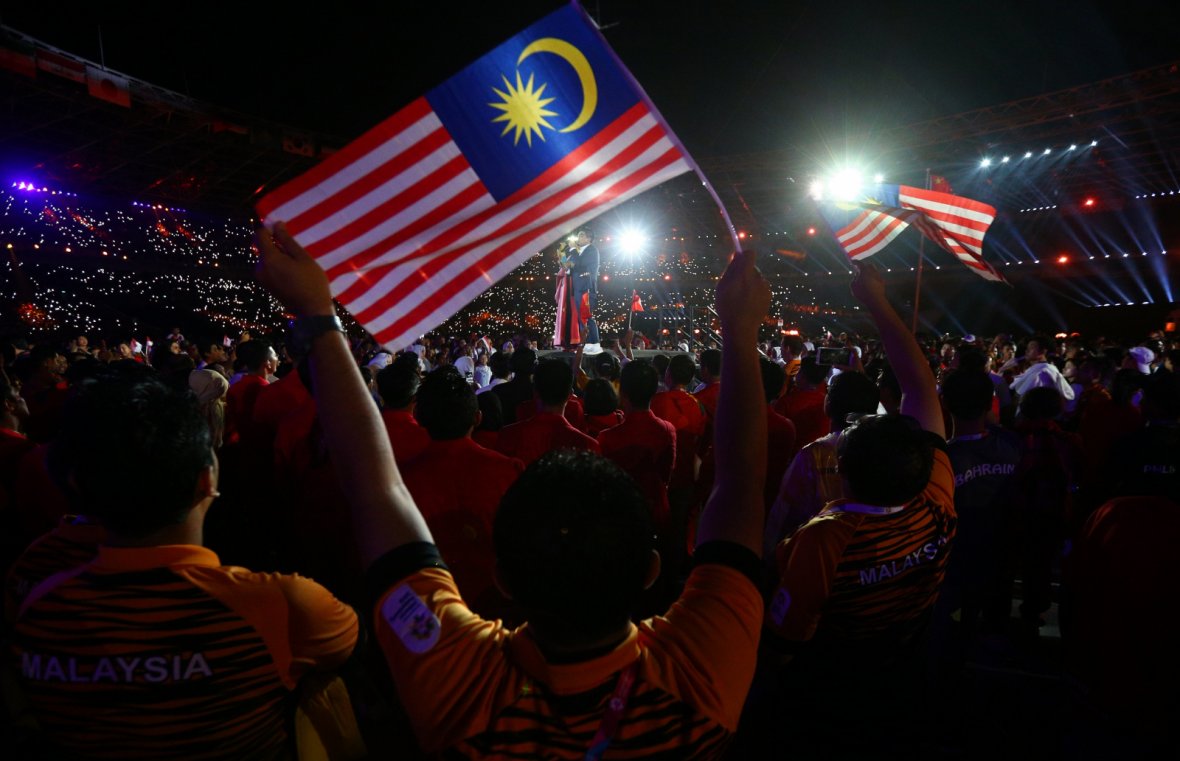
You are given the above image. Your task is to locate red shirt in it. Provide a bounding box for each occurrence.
[598,409,677,528]
[381,409,431,466]
[773,386,829,448]
[515,394,587,432]
[0,428,35,495]
[651,389,707,488]
[402,437,524,613]
[585,410,625,437]
[224,374,268,446]
[693,382,721,422]
[766,407,798,508]
[497,411,600,465]
[251,371,311,443]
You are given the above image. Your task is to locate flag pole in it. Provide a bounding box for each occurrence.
[910,168,931,336]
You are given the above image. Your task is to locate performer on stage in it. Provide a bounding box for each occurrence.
[553,239,579,349]
[570,227,601,351]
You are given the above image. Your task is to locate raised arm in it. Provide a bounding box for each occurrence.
[696,250,771,553]
[850,264,944,437]
[255,223,433,566]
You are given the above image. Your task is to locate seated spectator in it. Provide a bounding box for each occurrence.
[582,377,624,436]
[759,264,954,756]
[10,374,358,758]
[599,360,676,529]
[498,358,598,464]
[764,369,879,561]
[472,388,505,450]
[254,226,769,758]
[377,354,431,464]
[401,368,523,615]
[491,347,537,425]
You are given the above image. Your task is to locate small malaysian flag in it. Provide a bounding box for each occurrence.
[257,3,694,350]
[818,184,1006,283]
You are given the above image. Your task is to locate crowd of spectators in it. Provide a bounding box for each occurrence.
[0,227,1177,757]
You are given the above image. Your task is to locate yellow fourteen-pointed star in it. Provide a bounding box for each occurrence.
[489,71,558,147]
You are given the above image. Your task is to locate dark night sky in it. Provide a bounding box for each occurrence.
[2,0,1175,164]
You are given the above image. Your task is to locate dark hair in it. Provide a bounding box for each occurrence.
[619,359,659,409]
[584,378,620,416]
[1018,386,1063,421]
[489,350,511,380]
[700,348,722,377]
[1142,371,1180,420]
[781,335,804,356]
[759,357,785,403]
[494,450,651,644]
[593,352,620,381]
[574,226,594,241]
[534,358,573,406]
[236,339,271,373]
[511,347,538,376]
[377,354,421,410]
[667,354,696,387]
[476,389,504,432]
[415,367,478,440]
[49,376,212,537]
[941,369,995,420]
[956,346,988,374]
[652,354,670,379]
[838,415,933,505]
[1112,368,1142,405]
[825,371,880,420]
[798,357,828,386]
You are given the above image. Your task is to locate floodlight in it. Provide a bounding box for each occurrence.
[827,169,863,202]
[1024,151,1033,158]
[980,158,991,168]
[618,228,646,256]
[1001,156,1010,163]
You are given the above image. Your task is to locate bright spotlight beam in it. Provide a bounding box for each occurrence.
[618,229,647,256]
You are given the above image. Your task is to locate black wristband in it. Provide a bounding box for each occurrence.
[291,314,343,356]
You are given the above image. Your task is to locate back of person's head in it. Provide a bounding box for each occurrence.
[593,352,620,382]
[759,357,785,403]
[1019,386,1063,421]
[956,346,989,374]
[415,367,478,440]
[476,389,504,432]
[825,371,879,421]
[1142,371,1180,420]
[798,357,828,387]
[941,369,995,420]
[377,354,421,409]
[1026,334,1051,359]
[511,347,538,377]
[494,450,652,645]
[619,359,659,409]
[781,335,804,357]
[50,374,212,538]
[1112,368,1142,405]
[699,349,722,378]
[838,415,933,506]
[236,339,271,374]
[666,353,696,387]
[534,358,573,406]
[652,353,670,379]
[489,350,511,380]
[583,378,620,416]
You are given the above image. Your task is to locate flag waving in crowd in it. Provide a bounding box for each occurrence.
[257,2,694,350]
[817,183,1007,283]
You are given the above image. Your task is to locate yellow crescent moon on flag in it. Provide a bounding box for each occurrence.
[517,38,597,133]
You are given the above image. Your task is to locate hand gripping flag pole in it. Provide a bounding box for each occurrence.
[257,1,741,351]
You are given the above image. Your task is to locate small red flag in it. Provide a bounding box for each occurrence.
[930,174,953,195]
[630,290,644,312]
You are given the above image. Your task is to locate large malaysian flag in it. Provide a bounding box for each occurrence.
[818,184,1006,283]
[257,3,693,349]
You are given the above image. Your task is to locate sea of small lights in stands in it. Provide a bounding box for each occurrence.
[0,165,1171,340]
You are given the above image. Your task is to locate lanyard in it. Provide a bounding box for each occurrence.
[824,501,906,516]
[585,662,639,760]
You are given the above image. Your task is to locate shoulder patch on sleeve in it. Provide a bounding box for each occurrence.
[381,583,441,654]
[768,587,792,626]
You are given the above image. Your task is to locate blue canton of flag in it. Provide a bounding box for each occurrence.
[258,2,693,350]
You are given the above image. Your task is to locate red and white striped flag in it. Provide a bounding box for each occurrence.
[257,4,693,349]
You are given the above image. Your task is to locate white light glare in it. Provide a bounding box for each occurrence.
[980,158,992,168]
[1043,148,1051,155]
[873,173,884,183]
[1068,144,1077,151]
[1024,151,1033,158]
[827,169,863,202]
[1090,140,1098,146]
[617,229,647,256]
[1001,156,1010,163]
[809,180,824,200]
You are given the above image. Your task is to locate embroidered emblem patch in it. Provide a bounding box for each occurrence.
[382,584,441,654]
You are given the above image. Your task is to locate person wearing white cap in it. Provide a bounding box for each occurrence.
[1010,335,1075,401]
[1125,346,1155,375]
